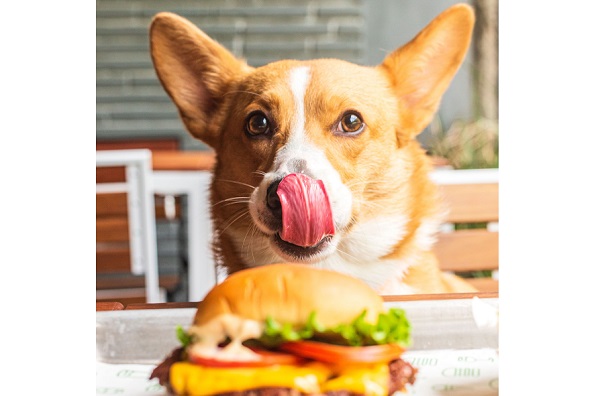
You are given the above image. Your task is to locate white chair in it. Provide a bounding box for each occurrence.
[96,149,162,303]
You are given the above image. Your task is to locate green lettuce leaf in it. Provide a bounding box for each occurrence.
[176,324,192,347]
[259,308,412,347]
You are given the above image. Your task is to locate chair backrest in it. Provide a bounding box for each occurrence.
[96,149,162,303]
[430,168,499,292]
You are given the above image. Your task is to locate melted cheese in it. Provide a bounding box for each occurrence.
[323,363,390,396]
[170,362,331,395]
[170,361,390,396]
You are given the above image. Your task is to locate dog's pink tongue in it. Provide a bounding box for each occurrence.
[276,173,335,247]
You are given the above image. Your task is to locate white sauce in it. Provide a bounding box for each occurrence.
[187,314,265,361]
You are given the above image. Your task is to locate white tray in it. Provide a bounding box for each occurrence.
[96,297,499,395]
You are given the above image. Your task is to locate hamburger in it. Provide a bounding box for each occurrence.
[150,264,417,395]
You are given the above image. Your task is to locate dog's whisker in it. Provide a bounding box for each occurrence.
[212,196,251,208]
[214,179,256,190]
[241,223,253,258]
[241,222,258,248]
[216,197,250,204]
[239,223,265,267]
[218,209,251,234]
[214,201,250,209]
[214,196,250,202]
[246,224,261,266]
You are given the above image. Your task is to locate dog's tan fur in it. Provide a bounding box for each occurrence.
[149,4,477,294]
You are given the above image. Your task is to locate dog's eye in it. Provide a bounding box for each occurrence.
[337,112,365,135]
[245,112,270,136]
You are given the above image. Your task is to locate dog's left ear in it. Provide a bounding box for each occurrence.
[150,13,252,149]
[378,4,475,138]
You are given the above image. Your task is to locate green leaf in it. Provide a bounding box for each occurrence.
[257,308,412,348]
[264,316,281,336]
[176,325,191,347]
[281,323,301,341]
[307,311,326,333]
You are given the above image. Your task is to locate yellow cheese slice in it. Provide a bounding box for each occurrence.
[170,362,331,395]
[170,361,390,396]
[323,363,390,396]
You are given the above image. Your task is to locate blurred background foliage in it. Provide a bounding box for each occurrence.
[428,0,498,170]
[428,117,499,170]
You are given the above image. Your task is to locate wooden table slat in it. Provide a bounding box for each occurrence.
[121,292,498,310]
[96,301,125,311]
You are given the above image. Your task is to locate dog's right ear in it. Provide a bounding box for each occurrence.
[378,4,474,140]
[150,13,252,149]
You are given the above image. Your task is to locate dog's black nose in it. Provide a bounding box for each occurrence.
[266,179,282,215]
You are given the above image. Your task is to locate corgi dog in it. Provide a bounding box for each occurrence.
[149,4,477,294]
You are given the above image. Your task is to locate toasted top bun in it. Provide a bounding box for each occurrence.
[193,263,385,328]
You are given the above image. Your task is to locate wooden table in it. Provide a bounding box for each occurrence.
[96,301,125,311]
[96,291,498,311]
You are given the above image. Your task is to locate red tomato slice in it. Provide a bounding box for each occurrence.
[279,341,404,364]
[189,347,305,368]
